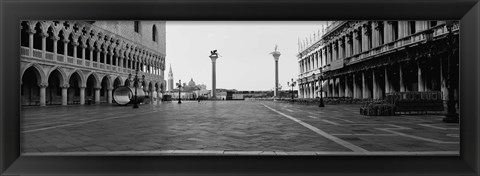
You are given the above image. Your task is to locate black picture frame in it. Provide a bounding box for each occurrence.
[1,0,479,175]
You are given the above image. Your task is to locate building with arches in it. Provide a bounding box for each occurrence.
[20,21,167,106]
[297,21,459,103]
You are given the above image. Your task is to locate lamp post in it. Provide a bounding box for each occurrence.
[129,69,145,109]
[177,80,182,104]
[287,78,296,100]
[443,21,459,123]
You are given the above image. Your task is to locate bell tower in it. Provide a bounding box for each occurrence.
[168,64,174,91]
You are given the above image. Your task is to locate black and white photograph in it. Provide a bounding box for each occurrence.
[20,20,460,156]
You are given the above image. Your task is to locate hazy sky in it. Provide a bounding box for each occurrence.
[166,21,327,91]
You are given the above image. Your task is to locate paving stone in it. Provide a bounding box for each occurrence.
[21,101,459,155]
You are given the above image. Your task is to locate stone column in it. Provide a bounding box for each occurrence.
[398,21,406,39]
[311,83,314,98]
[298,85,302,98]
[418,62,425,91]
[372,70,379,99]
[332,78,337,97]
[61,85,69,105]
[362,25,368,52]
[210,54,219,99]
[362,71,368,99]
[344,75,348,97]
[94,87,101,104]
[63,39,68,58]
[103,51,108,65]
[41,32,48,58]
[271,50,281,98]
[332,42,337,61]
[28,31,35,56]
[89,48,94,67]
[39,84,47,106]
[384,21,392,43]
[345,35,351,57]
[375,21,382,47]
[311,84,315,98]
[79,86,85,105]
[309,56,313,70]
[107,87,113,104]
[303,83,308,98]
[52,37,58,57]
[96,50,101,65]
[328,79,332,97]
[385,67,390,94]
[353,30,359,55]
[304,84,308,98]
[73,42,78,59]
[440,58,448,101]
[81,45,86,60]
[109,52,113,66]
[399,65,405,92]
[353,74,357,98]
[416,21,426,32]
[325,45,330,64]
[339,40,344,59]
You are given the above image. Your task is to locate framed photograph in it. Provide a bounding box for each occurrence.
[1,0,479,176]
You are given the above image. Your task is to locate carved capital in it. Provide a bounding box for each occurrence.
[40,32,49,38]
[50,35,60,41]
[61,84,70,89]
[38,83,48,88]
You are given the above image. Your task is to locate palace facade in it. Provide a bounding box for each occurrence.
[297,21,459,102]
[20,21,167,106]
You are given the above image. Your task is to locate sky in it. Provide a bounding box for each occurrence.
[166,21,327,91]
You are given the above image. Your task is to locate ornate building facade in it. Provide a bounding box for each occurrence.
[20,21,167,106]
[297,21,459,102]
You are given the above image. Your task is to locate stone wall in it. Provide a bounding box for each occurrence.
[92,21,166,54]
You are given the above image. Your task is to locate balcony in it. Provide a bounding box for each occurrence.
[20,47,163,80]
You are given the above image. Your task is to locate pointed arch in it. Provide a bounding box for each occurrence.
[154,82,159,91]
[21,63,46,85]
[100,74,112,89]
[47,66,68,86]
[113,76,123,89]
[68,69,86,87]
[85,72,101,88]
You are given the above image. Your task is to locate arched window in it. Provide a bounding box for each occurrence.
[152,25,157,42]
[134,21,140,33]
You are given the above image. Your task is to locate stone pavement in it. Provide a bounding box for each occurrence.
[21,100,459,155]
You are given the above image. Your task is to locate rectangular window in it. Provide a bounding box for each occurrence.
[379,24,384,45]
[134,21,140,33]
[392,22,399,40]
[409,21,416,34]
